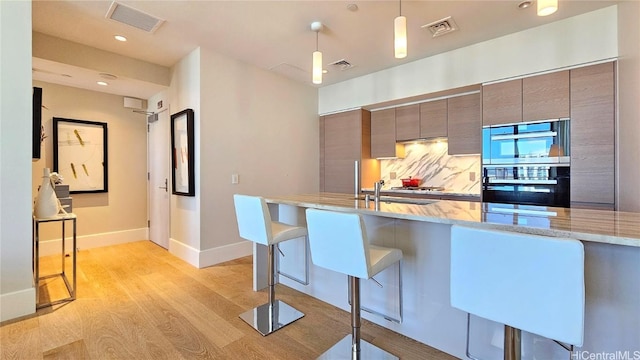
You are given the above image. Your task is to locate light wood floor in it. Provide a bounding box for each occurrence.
[1,241,457,360]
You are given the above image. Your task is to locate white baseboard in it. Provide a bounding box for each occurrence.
[169,239,252,269]
[38,228,149,256]
[169,238,200,267]
[198,241,252,268]
[0,287,35,322]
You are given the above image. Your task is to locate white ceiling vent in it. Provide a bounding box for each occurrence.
[421,16,458,38]
[329,59,354,71]
[105,1,165,33]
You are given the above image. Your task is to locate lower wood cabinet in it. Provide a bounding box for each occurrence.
[447,93,482,155]
[570,62,615,207]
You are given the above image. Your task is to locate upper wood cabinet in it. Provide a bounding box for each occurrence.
[482,79,522,126]
[447,93,481,155]
[320,109,378,194]
[483,71,570,126]
[570,62,615,207]
[395,104,420,141]
[371,108,404,159]
[523,70,570,121]
[420,99,448,138]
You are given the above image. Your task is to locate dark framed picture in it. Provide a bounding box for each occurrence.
[53,118,108,193]
[32,87,43,160]
[171,109,195,196]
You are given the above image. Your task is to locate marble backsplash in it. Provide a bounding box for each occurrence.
[379,141,481,194]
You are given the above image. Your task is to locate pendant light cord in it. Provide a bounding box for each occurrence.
[316,31,319,51]
[399,0,402,16]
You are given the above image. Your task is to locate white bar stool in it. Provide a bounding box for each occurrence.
[233,194,306,336]
[450,225,585,360]
[305,208,402,360]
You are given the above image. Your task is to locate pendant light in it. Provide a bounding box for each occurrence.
[311,21,324,85]
[537,0,558,16]
[394,0,407,59]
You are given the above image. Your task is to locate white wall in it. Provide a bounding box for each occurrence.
[198,47,319,266]
[0,0,35,321]
[617,1,640,212]
[31,81,148,248]
[319,6,619,114]
[164,46,319,268]
[168,48,201,259]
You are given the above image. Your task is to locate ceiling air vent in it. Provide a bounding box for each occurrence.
[105,1,165,33]
[329,59,355,71]
[421,16,458,38]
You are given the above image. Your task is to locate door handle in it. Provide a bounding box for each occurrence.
[159,178,168,192]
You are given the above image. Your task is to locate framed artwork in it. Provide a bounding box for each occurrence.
[32,87,43,159]
[171,109,195,196]
[53,118,108,193]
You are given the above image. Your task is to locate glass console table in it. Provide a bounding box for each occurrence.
[33,213,77,309]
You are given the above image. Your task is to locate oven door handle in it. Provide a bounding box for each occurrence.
[487,179,558,185]
[490,131,557,141]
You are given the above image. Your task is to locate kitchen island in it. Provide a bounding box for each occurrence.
[255,193,639,359]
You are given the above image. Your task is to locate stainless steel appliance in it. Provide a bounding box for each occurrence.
[482,165,570,207]
[482,118,570,165]
[482,119,570,207]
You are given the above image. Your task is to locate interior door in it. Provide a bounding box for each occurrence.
[148,109,170,248]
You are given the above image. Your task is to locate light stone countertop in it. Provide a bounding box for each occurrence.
[263,192,640,248]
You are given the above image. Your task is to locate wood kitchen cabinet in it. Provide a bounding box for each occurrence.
[523,70,570,121]
[482,79,522,126]
[395,104,420,141]
[420,99,448,138]
[482,70,570,126]
[570,62,615,207]
[447,93,482,155]
[371,108,404,158]
[320,109,378,194]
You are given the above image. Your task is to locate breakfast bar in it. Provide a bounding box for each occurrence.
[257,193,640,359]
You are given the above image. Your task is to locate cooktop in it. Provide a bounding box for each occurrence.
[391,186,446,191]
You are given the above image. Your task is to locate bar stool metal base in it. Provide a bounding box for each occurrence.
[239,299,304,336]
[317,335,398,360]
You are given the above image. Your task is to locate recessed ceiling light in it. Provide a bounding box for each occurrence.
[114,35,127,42]
[518,1,532,9]
[346,3,358,12]
[97,81,108,86]
[99,73,118,80]
[322,69,328,74]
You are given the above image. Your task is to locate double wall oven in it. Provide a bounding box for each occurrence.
[482,119,570,207]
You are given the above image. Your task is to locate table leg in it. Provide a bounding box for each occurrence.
[61,219,66,275]
[72,218,77,299]
[34,219,40,306]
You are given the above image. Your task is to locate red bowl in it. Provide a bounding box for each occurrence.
[401,178,421,187]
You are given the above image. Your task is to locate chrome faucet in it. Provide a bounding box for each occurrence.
[374,180,385,202]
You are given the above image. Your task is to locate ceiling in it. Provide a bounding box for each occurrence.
[32,0,619,99]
